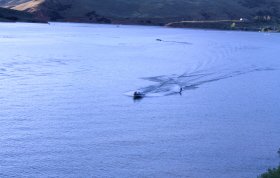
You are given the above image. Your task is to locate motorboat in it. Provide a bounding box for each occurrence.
[133,91,144,99]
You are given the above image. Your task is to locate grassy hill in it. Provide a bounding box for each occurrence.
[10,0,279,20]
[0,0,45,22]
[0,0,279,30]
[0,6,44,22]
[0,0,30,7]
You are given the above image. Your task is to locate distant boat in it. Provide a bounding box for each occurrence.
[133,91,144,99]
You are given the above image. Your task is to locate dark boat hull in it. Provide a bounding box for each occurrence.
[133,94,144,99]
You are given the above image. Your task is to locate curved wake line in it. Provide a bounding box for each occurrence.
[156,39,192,45]
[126,66,275,98]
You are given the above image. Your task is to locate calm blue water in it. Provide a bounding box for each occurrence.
[0,22,280,178]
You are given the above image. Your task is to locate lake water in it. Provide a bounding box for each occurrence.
[0,22,280,178]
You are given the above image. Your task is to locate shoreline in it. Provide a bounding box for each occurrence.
[0,20,279,33]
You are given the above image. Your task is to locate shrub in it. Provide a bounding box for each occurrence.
[260,166,280,178]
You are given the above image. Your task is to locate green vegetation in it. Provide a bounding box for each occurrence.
[260,166,280,178]
[259,149,280,178]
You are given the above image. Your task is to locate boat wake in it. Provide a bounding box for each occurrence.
[126,66,274,98]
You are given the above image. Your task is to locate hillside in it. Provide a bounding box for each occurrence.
[10,0,280,21]
[1,0,279,30]
[0,0,29,7]
[0,6,43,22]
